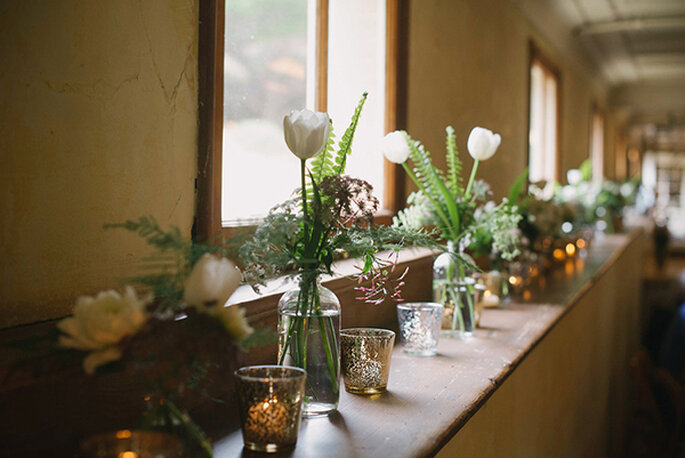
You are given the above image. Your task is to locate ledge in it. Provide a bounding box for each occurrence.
[213,230,644,457]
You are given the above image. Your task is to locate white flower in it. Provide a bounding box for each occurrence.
[467,126,501,161]
[57,286,149,375]
[381,130,410,164]
[561,185,577,202]
[567,169,583,186]
[184,254,242,308]
[283,109,331,160]
[201,304,253,341]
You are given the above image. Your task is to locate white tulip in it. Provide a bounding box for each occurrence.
[283,109,331,160]
[381,130,410,164]
[184,254,242,308]
[201,304,254,342]
[467,126,501,161]
[58,286,149,374]
[567,169,583,186]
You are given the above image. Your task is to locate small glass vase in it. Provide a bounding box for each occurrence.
[433,241,484,338]
[278,271,340,416]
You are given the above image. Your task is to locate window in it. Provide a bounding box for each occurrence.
[205,0,401,231]
[590,109,604,182]
[528,45,560,188]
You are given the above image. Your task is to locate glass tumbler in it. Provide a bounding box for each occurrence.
[340,328,395,394]
[396,302,443,356]
[234,365,307,453]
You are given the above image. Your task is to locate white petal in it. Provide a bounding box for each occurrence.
[381,131,410,164]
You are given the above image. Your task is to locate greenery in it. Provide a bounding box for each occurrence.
[240,93,439,290]
[393,127,521,262]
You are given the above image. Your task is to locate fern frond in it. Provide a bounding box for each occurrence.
[333,92,368,175]
[104,216,188,253]
[445,126,462,193]
[310,121,336,182]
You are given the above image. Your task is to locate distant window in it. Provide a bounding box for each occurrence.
[528,55,559,187]
[590,110,604,182]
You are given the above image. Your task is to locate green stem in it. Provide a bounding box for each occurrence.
[401,162,459,241]
[301,159,310,243]
[465,159,480,199]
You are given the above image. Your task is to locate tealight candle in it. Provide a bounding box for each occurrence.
[235,366,306,453]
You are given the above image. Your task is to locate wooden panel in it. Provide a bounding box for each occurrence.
[438,233,643,457]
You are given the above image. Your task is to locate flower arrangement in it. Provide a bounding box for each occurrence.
[57,217,264,456]
[240,93,437,414]
[384,126,521,334]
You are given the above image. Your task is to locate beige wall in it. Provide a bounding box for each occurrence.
[0,1,198,327]
[405,0,615,196]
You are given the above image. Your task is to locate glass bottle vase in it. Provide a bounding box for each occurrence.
[432,242,484,338]
[277,272,340,416]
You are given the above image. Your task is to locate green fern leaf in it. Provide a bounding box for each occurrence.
[445,126,462,193]
[310,121,336,182]
[333,92,368,175]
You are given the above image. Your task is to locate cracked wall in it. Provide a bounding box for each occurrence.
[0,0,199,327]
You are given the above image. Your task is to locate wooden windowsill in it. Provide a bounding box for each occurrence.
[213,230,644,457]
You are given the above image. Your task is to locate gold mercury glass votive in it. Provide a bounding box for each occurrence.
[340,328,395,394]
[234,365,307,453]
[80,430,184,458]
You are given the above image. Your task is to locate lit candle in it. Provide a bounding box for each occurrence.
[244,396,289,444]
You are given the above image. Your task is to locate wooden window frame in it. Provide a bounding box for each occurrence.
[526,41,562,184]
[196,0,408,241]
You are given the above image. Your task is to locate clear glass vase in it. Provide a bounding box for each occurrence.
[278,271,340,416]
[433,241,484,338]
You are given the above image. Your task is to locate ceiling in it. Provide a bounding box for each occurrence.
[513,0,685,151]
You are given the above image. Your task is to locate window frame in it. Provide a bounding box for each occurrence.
[526,41,562,185]
[196,0,408,241]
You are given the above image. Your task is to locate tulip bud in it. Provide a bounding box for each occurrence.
[283,109,331,160]
[381,130,411,164]
[184,254,242,308]
[566,169,583,186]
[467,126,501,161]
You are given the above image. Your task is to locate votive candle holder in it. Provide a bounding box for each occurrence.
[396,302,443,356]
[81,430,183,458]
[234,365,307,453]
[340,328,395,394]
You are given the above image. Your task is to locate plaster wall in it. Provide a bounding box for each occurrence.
[0,1,198,327]
[406,0,613,197]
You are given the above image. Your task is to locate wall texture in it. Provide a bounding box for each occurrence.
[0,1,198,327]
[405,0,616,198]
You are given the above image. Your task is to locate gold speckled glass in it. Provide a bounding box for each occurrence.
[340,328,395,394]
[81,430,184,457]
[234,366,307,453]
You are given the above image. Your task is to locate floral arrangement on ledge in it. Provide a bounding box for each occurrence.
[56,217,268,456]
[382,126,521,335]
[240,92,438,415]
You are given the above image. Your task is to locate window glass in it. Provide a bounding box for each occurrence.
[590,111,604,182]
[327,0,386,208]
[528,58,558,189]
[222,0,388,225]
[223,0,315,224]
